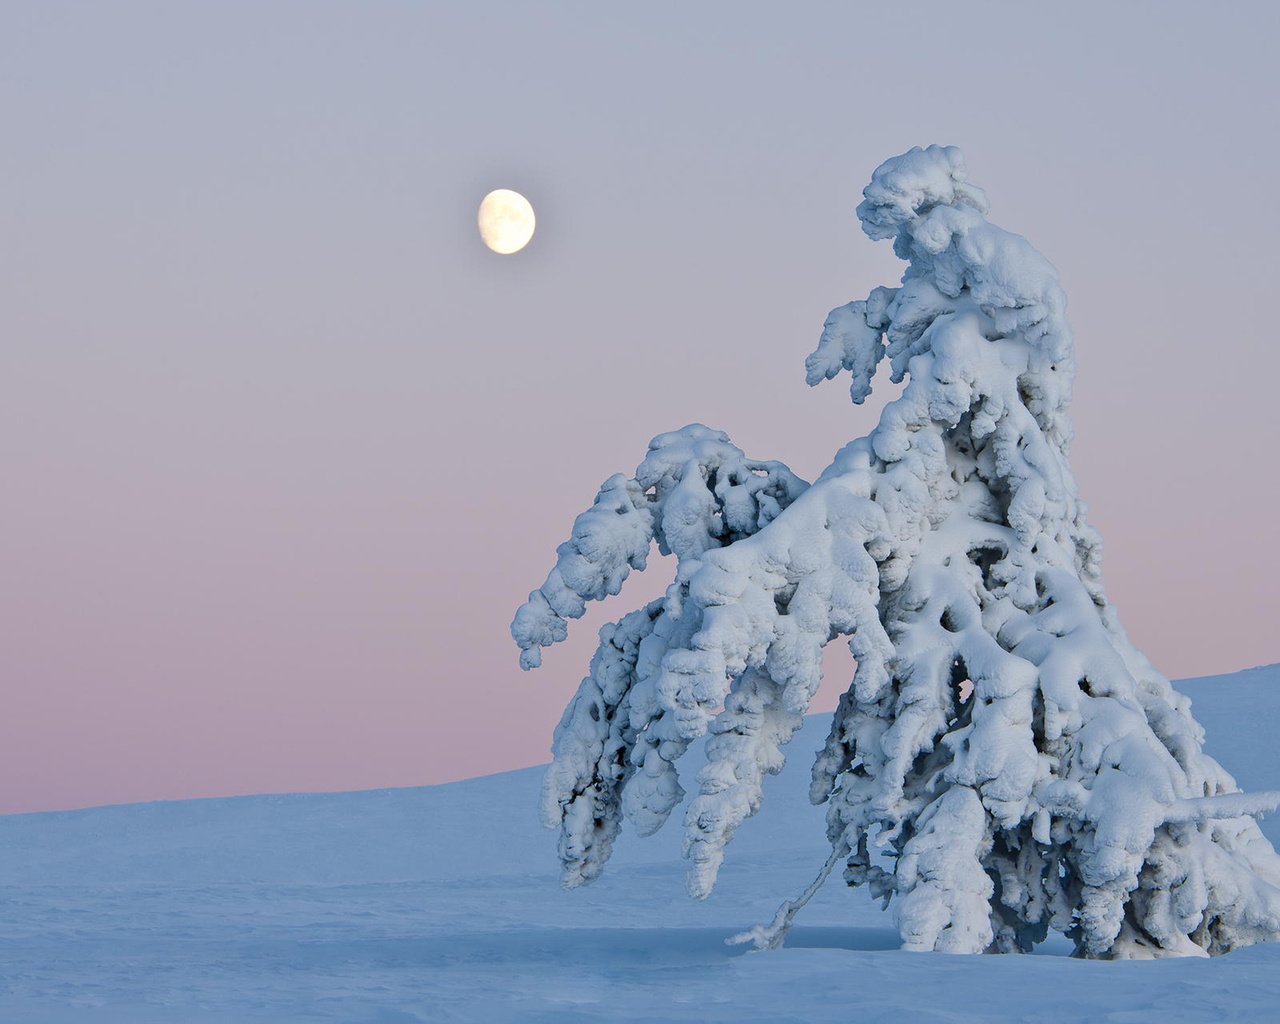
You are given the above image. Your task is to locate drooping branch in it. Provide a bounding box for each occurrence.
[512,424,808,670]
[522,426,815,886]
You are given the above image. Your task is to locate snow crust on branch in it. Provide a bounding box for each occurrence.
[513,145,1280,958]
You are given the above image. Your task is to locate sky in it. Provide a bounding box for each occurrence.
[3,1,1278,814]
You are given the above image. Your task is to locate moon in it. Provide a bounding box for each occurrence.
[478,189,536,254]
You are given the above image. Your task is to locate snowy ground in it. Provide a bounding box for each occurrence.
[2,665,1278,1022]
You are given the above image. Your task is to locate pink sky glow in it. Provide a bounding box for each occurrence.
[3,2,1278,813]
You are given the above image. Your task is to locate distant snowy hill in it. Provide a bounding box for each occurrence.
[1,665,1278,1022]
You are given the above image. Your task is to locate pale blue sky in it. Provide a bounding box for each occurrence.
[3,1,1277,811]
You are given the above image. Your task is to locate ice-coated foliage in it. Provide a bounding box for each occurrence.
[512,146,1280,958]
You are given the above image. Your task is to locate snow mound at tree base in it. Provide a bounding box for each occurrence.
[0,665,1277,1022]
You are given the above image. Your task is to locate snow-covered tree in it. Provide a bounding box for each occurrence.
[511,146,1280,958]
